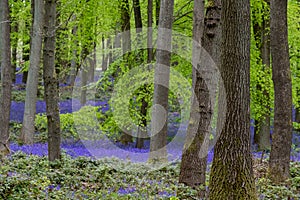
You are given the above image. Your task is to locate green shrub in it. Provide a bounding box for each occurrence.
[34,105,120,142]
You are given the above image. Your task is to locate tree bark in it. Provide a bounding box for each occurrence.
[179,0,206,194]
[256,11,271,151]
[11,21,18,84]
[43,0,61,162]
[147,0,154,63]
[113,30,121,62]
[101,35,107,71]
[296,107,300,131]
[0,0,12,157]
[80,48,89,105]
[21,0,44,144]
[135,0,153,149]
[269,0,293,184]
[252,0,271,151]
[149,0,174,163]
[208,0,257,199]
[133,0,143,31]
[88,43,96,83]
[22,0,34,85]
[121,0,131,56]
[119,0,133,144]
[133,0,147,149]
[68,16,78,87]
[179,0,221,198]
[155,0,160,26]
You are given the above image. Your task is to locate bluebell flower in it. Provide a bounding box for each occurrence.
[118,186,136,195]
[14,71,23,85]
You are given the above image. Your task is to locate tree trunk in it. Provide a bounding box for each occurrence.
[88,43,96,83]
[43,0,61,162]
[101,35,109,72]
[22,48,29,84]
[155,0,160,26]
[149,0,174,163]
[21,0,44,144]
[80,48,89,105]
[256,14,271,150]
[147,0,154,63]
[133,0,147,149]
[269,0,293,184]
[133,0,143,53]
[296,107,300,131]
[113,30,121,62]
[108,37,113,67]
[135,0,153,149]
[136,97,148,149]
[259,0,271,151]
[0,0,12,157]
[68,18,78,87]
[119,0,133,144]
[133,0,143,30]
[22,0,33,85]
[103,37,112,73]
[208,0,257,199]
[121,0,131,56]
[252,0,271,151]
[179,0,221,198]
[11,22,18,84]
[179,0,206,194]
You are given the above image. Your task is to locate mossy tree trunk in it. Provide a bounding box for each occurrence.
[43,0,61,162]
[269,0,293,184]
[0,0,13,157]
[179,0,206,196]
[208,0,257,199]
[179,0,221,198]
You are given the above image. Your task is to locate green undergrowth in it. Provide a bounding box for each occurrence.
[10,103,181,144]
[9,105,120,144]
[0,152,299,199]
[0,151,195,199]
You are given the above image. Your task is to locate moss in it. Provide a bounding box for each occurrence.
[209,157,258,200]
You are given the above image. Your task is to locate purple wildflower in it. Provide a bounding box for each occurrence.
[118,186,136,195]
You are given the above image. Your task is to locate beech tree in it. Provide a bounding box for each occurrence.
[208,0,257,198]
[269,0,293,183]
[43,0,61,162]
[149,0,174,163]
[179,0,221,198]
[21,0,45,144]
[0,0,12,157]
[179,0,206,195]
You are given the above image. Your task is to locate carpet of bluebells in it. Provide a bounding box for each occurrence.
[1,71,300,199]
